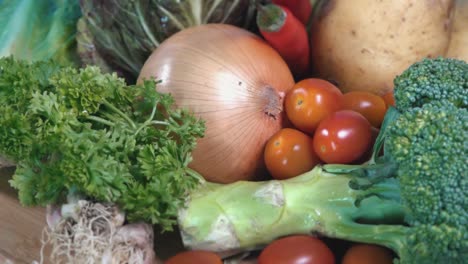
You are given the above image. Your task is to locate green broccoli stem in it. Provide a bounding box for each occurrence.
[178,166,406,252]
[326,219,407,254]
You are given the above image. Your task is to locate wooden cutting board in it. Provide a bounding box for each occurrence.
[0,167,50,263]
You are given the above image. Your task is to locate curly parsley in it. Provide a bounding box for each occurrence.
[0,57,205,230]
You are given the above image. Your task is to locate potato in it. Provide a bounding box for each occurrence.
[446,0,468,62]
[310,0,455,95]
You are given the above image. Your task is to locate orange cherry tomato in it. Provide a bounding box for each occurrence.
[264,128,320,179]
[343,91,387,128]
[382,91,395,108]
[313,110,373,164]
[258,235,335,264]
[165,250,222,264]
[342,244,394,264]
[285,78,344,134]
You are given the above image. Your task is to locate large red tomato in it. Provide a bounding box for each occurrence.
[264,128,320,179]
[284,78,343,134]
[313,110,373,164]
[258,235,335,264]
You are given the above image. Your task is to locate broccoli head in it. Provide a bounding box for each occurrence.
[382,102,468,263]
[393,57,468,112]
[385,102,467,227]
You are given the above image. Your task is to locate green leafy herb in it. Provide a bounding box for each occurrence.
[0,57,205,230]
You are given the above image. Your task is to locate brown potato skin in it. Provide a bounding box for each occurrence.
[446,0,468,62]
[310,0,455,95]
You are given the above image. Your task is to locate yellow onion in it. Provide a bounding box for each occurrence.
[138,24,294,183]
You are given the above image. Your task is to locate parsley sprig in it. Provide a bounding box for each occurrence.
[0,57,205,230]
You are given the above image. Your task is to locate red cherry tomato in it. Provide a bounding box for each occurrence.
[342,244,394,264]
[165,250,222,264]
[382,91,395,108]
[313,110,373,164]
[258,235,335,264]
[343,91,387,127]
[264,128,320,179]
[285,78,343,134]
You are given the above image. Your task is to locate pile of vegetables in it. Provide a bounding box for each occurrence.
[1,54,466,264]
[0,0,467,263]
[177,57,467,263]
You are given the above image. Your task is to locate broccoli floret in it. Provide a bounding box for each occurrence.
[377,103,467,263]
[393,57,468,112]
[386,102,467,227]
[179,103,467,264]
[396,224,467,264]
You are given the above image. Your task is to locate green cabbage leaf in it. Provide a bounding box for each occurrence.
[0,0,81,65]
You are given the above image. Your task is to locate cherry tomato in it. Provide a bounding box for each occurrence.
[258,235,335,264]
[165,250,222,264]
[353,126,380,163]
[285,78,344,134]
[264,128,320,179]
[342,244,394,264]
[382,91,395,108]
[313,110,372,164]
[343,91,387,127]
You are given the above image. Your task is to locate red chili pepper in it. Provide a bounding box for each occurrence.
[272,0,313,25]
[257,3,310,77]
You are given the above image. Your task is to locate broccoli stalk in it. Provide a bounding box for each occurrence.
[178,102,468,264]
[178,167,406,252]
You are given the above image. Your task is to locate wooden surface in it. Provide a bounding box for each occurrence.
[0,167,50,264]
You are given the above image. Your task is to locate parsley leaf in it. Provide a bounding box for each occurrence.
[0,57,205,230]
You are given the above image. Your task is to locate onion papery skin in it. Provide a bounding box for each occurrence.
[138,24,295,183]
